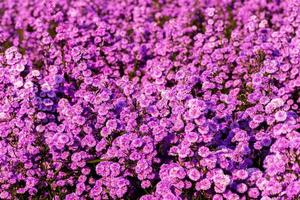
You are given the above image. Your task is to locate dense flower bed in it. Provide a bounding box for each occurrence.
[0,0,299,199]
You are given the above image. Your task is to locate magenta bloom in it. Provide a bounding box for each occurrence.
[0,0,299,199]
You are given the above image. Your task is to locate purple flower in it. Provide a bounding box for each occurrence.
[236,183,248,193]
[248,187,260,198]
[1,0,299,199]
[196,179,211,191]
[96,162,111,177]
[75,182,86,195]
[198,146,210,157]
[185,132,199,143]
[57,134,70,144]
[233,169,249,180]
[169,166,186,180]
[187,168,201,181]
[274,110,287,122]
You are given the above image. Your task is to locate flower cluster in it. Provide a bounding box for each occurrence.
[0,0,299,199]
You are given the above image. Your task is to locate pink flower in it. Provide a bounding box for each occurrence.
[187,168,201,181]
[275,110,287,122]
